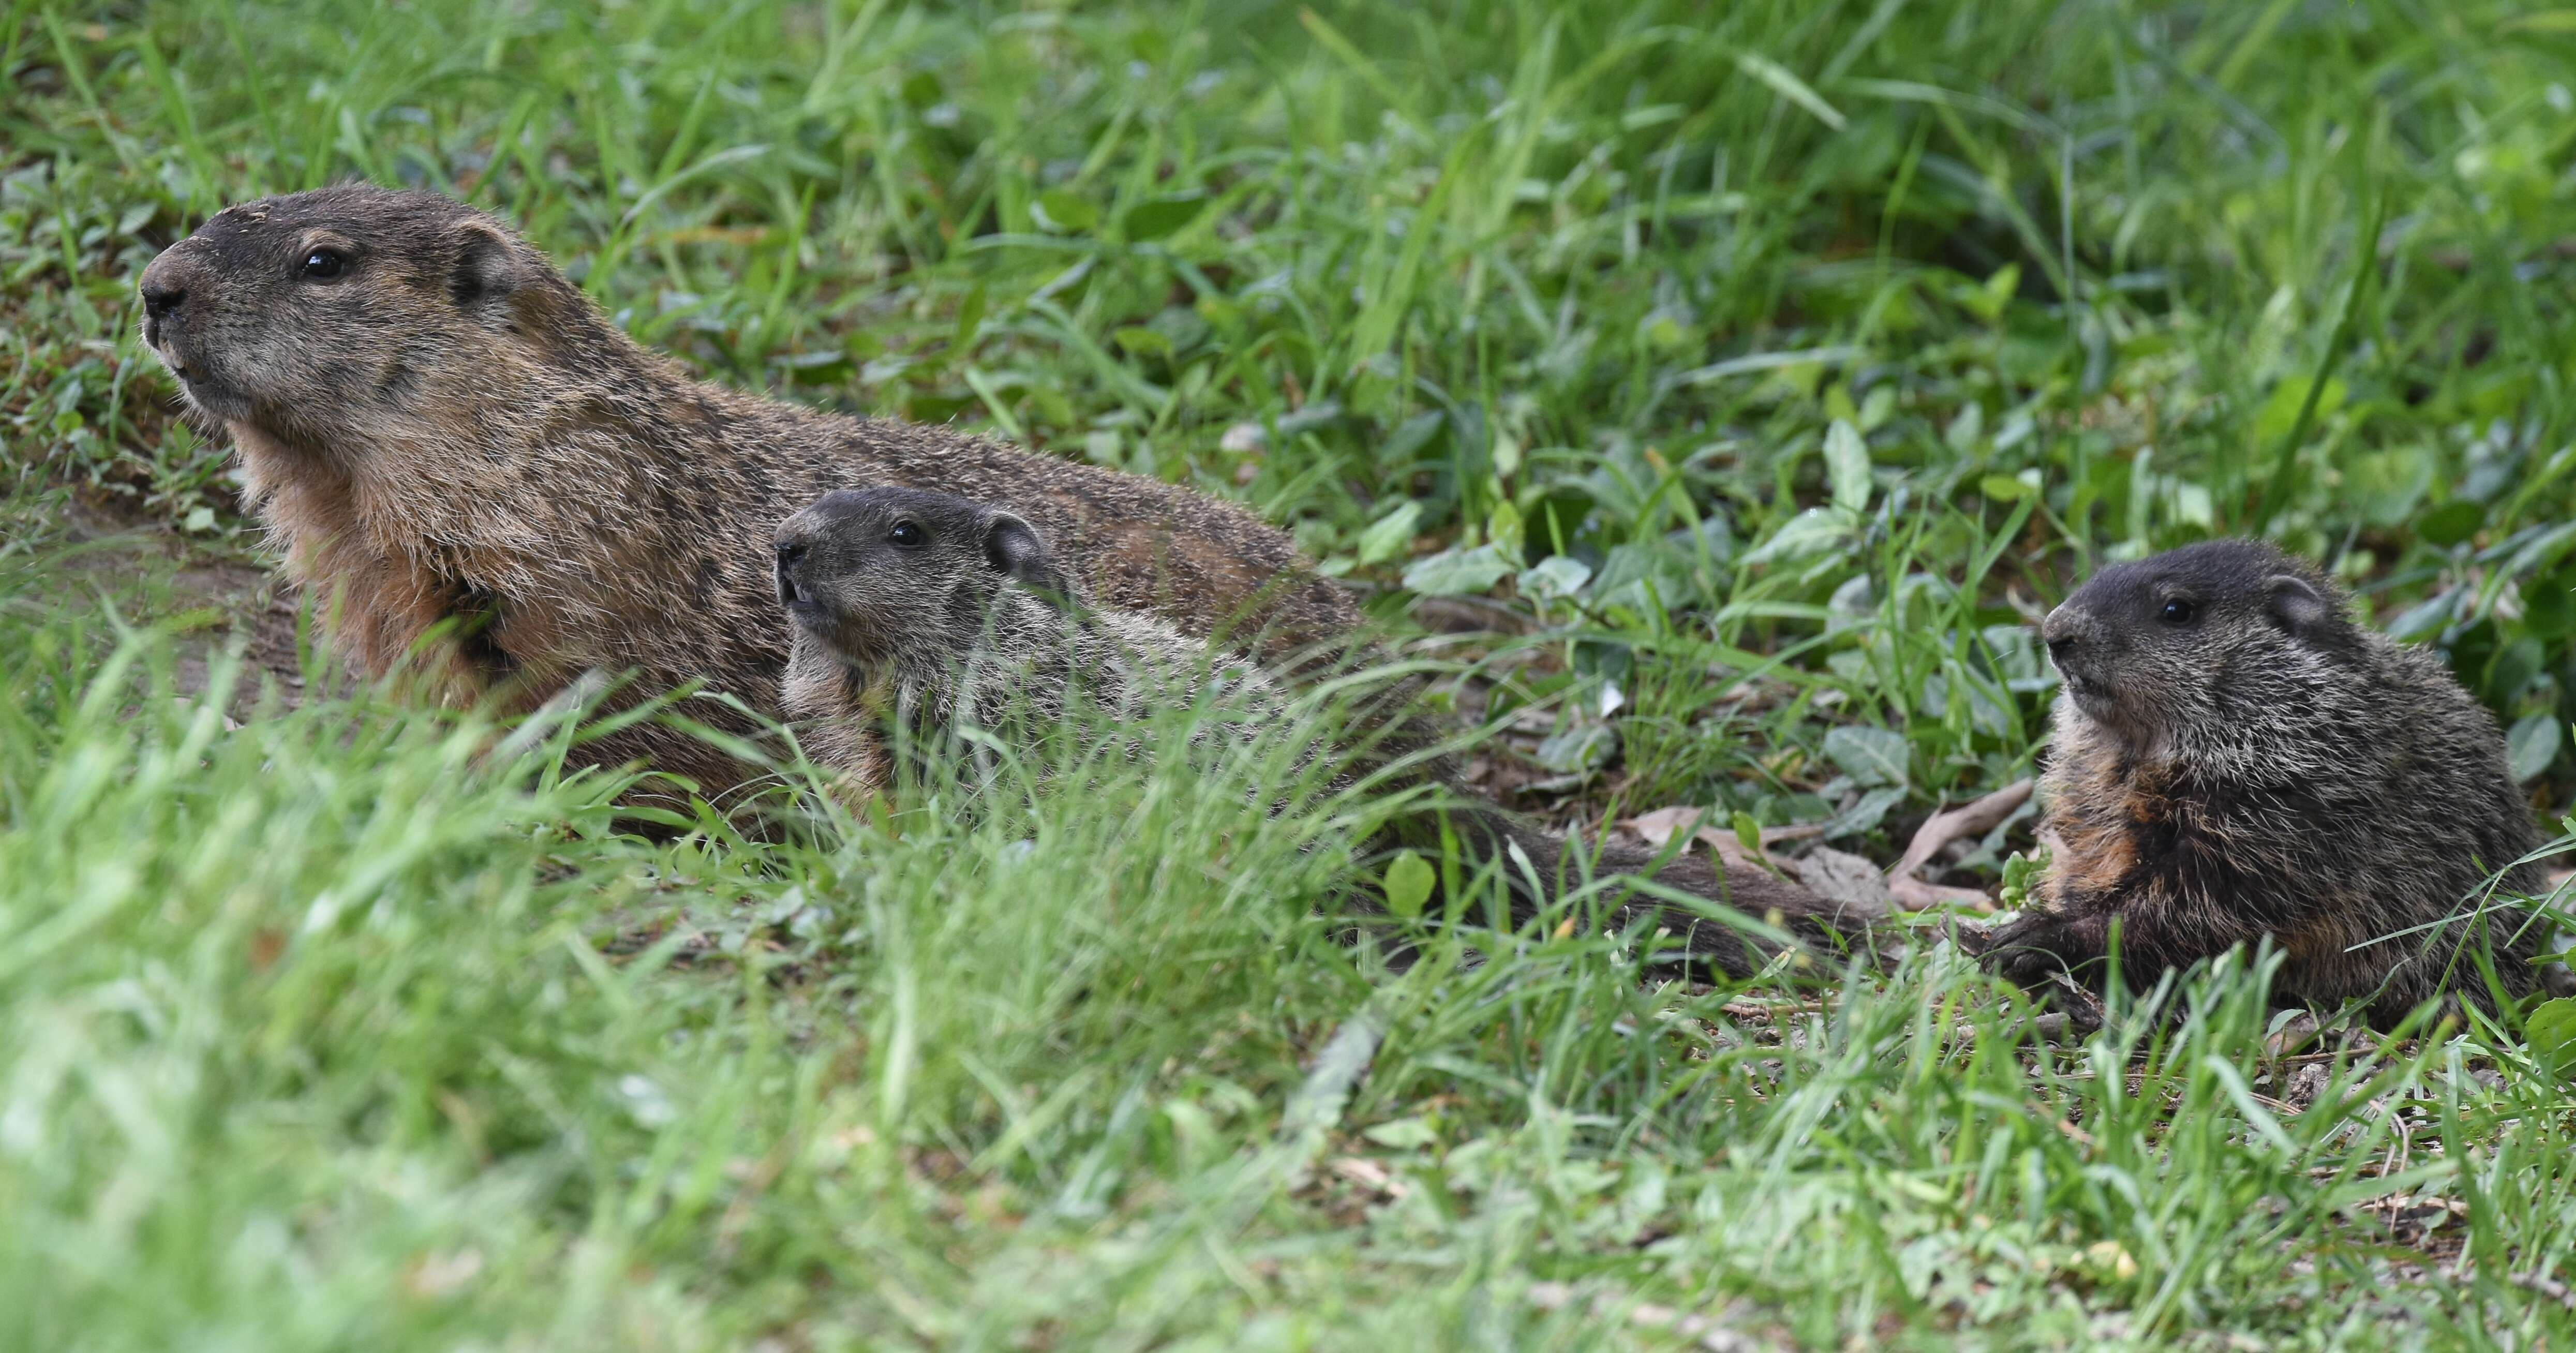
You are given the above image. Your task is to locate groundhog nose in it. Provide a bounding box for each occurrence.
[139,251,197,318]
[141,280,186,321]
[774,541,810,607]
[2040,606,2085,667]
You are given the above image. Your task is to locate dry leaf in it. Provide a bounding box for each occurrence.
[1891,777,2033,881]
[1328,1156,1408,1198]
[1785,846,1896,920]
[1618,805,1705,851]
[1888,875,1995,910]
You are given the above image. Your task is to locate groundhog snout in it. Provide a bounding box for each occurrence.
[2040,604,2103,677]
[773,538,821,612]
[138,248,202,349]
[140,278,184,321]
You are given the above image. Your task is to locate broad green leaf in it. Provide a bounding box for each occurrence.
[2418,500,2484,547]
[2170,482,2215,529]
[2490,637,2544,707]
[2507,713,2563,783]
[1402,544,1516,597]
[1112,325,1172,360]
[1362,1117,1438,1149]
[2386,589,2458,643]
[1859,384,1897,432]
[1823,785,1908,839]
[1824,419,1871,514]
[1822,724,1909,788]
[1122,191,1207,242]
[1943,402,1984,454]
[2252,375,2347,447]
[1535,722,1618,775]
[1517,555,1592,603]
[2347,447,2434,528]
[1741,506,1856,567]
[2525,564,2576,639]
[781,349,854,384]
[2528,997,2576,1080]
[1034,190,1097,233]
[1381,851,1435,920]
[1731,811,1765,861]
[1960,264,2018,321]
[1357,501,1423,566]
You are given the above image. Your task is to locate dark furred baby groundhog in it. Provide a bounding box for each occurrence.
[135,184,1358,795]
[773,486,1261,790]
[773,487,1878,977]
[1983,539,2556,1025]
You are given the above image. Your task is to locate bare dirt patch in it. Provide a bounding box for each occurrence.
[39,494,336,714]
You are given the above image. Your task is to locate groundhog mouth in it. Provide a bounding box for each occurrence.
[784,600,888,667]
[778,578,845,636]
[152,346,247,419]
[782,595,832,635]
[2058,672,2123,720]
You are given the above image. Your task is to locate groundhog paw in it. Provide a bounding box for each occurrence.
[1977,914,2085,988]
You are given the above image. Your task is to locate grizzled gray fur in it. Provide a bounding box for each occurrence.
[772,486,1268,790]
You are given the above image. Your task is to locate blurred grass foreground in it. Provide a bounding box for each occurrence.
[9,1,2576,1348]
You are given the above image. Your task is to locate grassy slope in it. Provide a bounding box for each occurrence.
[7,0,2576,1347]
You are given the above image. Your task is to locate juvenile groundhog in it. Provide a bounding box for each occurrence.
[773,487,1878,974]
[773,485,1273,791]
[1983,539,2556,1025]
[135,184,1358,795]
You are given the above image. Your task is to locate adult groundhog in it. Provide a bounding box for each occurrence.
[1982,539,2557,1025]
[134,184,1356,794]
[771,486,1873,976]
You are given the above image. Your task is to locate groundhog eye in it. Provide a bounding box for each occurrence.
[887,521,926,547]
[300,249,347,279]
[2160,598,2197,626]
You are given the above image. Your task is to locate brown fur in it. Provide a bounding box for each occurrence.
[137,185,1349,794]
[138,184,1872,977]
[1982,540,2558,1026]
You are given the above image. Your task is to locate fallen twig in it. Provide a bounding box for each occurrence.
[1888,875,1995,909]
[2512,1270,2576,1311]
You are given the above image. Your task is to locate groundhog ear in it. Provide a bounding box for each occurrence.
[2265,573,2333,637]
[446,220,523,311]
[982,513,1066,601]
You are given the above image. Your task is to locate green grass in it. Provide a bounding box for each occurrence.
[9,0,2576,1346]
